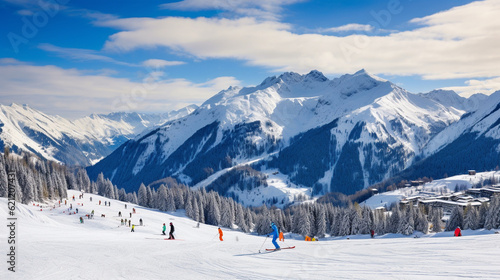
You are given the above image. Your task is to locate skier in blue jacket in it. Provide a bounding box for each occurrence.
[271,222,280,250]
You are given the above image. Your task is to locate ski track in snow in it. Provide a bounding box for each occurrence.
[3,190,500,279]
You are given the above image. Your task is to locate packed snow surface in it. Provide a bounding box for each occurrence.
[2,190,500,279]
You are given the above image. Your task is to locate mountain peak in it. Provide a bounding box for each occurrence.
[304,70,328,82]
[328,69,387,97]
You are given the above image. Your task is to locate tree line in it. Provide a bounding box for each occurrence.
[2,151,500,238]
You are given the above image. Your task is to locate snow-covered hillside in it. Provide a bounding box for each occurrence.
[0,103,197,166]
[88,69,475,201]
[3,190,500,279]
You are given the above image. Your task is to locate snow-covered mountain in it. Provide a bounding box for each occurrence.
[88,70,481,204]
[399,90,500,180]
[0,103,197,166]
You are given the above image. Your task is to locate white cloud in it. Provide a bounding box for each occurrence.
[161,0,306,20]
[441,77,500,97]
[142,59,185,68]
[322,24,374,33]
[101,0,500,86]
[39,43,136,67]
[0,59,240,119]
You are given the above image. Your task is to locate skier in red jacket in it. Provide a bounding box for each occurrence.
[454,227,462,237]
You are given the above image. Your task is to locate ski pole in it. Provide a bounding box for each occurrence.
[258,236,268,253]
[211,232,219,241]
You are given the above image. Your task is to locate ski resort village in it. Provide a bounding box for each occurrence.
[2,0,500,279]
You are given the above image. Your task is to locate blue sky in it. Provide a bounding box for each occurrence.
[1,0,499,119]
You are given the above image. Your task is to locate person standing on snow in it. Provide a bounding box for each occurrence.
[168,222,175,240]
[218,227,223,241]
[271,222,280,250]
[162,223,166,235]
[454,226,462,237]
[131,224,135,232]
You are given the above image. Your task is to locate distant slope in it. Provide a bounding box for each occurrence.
[0,103,197,166]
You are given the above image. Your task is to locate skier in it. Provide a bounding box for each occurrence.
[279,230,284,242]
[129,220,131,227]
[271,222,280,250]
[218,227,223,241]
[370,229,375,238]
[162,223,166,235]
[168,222,175,240]
[118,211,122,217]
[131,224,135,232]
[80,217,84,224]
[454,226,462,237]
[140,218,143,226]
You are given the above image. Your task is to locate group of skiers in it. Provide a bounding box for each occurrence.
[162,222,175,239]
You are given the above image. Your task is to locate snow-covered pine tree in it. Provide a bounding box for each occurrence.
[173,187,185,209]
[138,183,148,207]
[185,193,194,219]
[359,207,372,235]
[245,208,254,230]
[18,165,35,203]
[296,207,312,237]
[65,169,77,190]
[146,186,154,208]
[205,192,221,226]
[484,196,500,230]
[96,173,106,196]
[463,206,479,230]
[156,185,169,211]
[414,207,429,234]
[397,209,414,235]
[235,203,248,232]
[0,155,8,197]
[430,207,444,233]
[478,203,488,229]
[220,199,234,228]
[197,193,205,223]
[166,188,176,212]
[118,188,127,202]
[388,205,401,234]
[338,208,351,236]
[445,206,464,231]
[76,169,91,193]
[314,204,327,238]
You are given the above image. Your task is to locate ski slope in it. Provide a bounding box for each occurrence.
[2,190,500,279]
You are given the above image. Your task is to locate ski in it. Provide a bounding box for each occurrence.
[145,238,184,241]
[265,246,295,251]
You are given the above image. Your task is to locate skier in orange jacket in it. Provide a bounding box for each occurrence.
[279,231,284,242]
[218,227,223,241]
